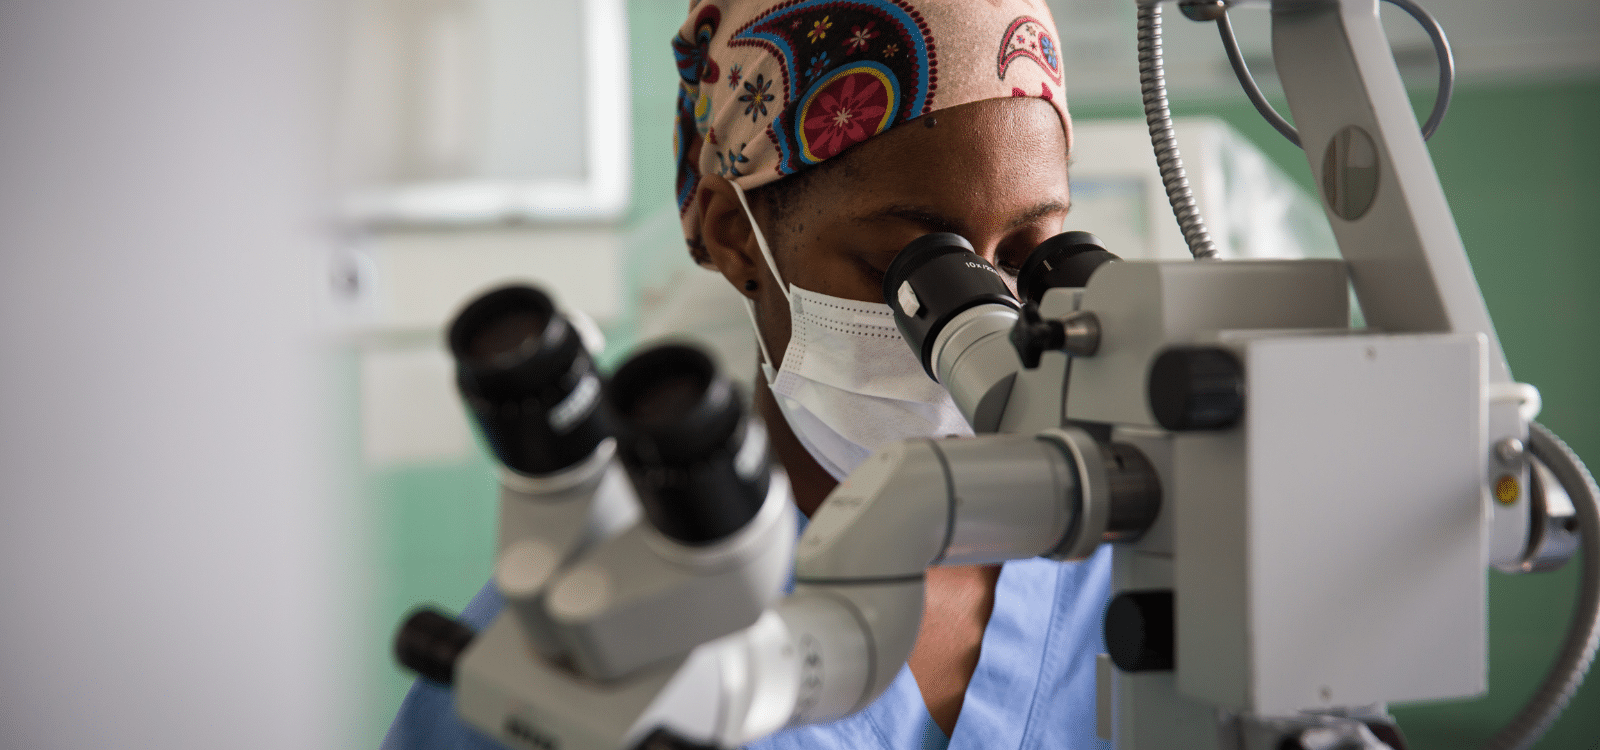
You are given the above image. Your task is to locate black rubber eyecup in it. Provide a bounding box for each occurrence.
[1017,231,1119,305]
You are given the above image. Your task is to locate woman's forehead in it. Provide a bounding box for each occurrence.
[837,98,1070,187]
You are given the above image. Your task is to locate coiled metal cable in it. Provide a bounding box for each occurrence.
[1484,422,1600,750]
[1137,2,1219,260]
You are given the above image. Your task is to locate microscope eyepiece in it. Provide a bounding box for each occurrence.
[608,344,770,546]
[448,285,608,476]
[1016,231,1119,305]
[460,306,550,369]
[883,232,1021,379]
[615,355,722,441]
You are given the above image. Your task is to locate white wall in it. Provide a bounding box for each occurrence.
[0,2,356,748]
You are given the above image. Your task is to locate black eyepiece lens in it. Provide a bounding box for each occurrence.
[609,345,732,463]
[625,369,713,430]
[1017,231,1119,305]
[882,232,1019,379]
[609,344,768,546]
[449,285,562,372]
[447,285,607,476]
[463,309,550,368]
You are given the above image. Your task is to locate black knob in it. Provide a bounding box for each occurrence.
[1104,590,1175,672]
[1009,302,1067,369]
[1179,0,1229,22]
[1277,735,1311,750]
[395,607,475,686]
[1148,347,1245,431]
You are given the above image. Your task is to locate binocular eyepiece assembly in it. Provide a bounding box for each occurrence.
[398,284,783,691]
[449,285,770,529]
[883,230,1119,431]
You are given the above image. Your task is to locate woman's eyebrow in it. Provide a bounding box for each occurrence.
[851,204,966,235]
[851,200,1072,235]
[1004,199,1072,231]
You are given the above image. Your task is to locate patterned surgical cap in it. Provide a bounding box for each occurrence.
[673,0,1069,264]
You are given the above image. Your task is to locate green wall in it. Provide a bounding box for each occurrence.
[361,3,1600,745]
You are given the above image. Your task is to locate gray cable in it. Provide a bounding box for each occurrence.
[1213,0,1455,146]
[1217,11,1300,147]
[1137,2,1219,260]
[1384,0,1455,139]
[1484,422,1600,750]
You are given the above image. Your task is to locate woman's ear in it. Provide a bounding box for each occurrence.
[696,174,763,300]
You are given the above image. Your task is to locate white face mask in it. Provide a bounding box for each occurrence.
[731,184,973,480]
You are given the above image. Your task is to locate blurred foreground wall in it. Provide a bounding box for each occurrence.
[0,2,359,749]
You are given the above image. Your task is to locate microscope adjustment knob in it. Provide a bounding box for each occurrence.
[1148,346,1245,431]
[1009,302,1066,369]
[1104,590,1175,672]
[394,607,475,686]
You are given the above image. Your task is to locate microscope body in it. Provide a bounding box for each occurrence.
[894,0,1569,737]
[1029,0,1526,737]
[1042,261,1489,748]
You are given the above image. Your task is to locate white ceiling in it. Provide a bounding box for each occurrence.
[1044,0,1600,104]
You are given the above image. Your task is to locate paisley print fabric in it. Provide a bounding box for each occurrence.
[997,16,1061,85]
[672,0,1070,264]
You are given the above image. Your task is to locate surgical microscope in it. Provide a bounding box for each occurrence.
[393,1,1600,749]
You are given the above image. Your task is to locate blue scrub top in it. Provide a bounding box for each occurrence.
[383,549,1112,750]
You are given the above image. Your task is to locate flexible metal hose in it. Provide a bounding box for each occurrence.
[1136,2,1219,260]
[1483,422,1600,750]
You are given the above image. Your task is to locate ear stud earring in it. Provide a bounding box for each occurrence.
[744,279,758,292]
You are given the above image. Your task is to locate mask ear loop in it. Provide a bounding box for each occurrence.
[730,181,789,385]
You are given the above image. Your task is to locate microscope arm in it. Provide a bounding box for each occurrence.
[1269,0,1504,374]
[1256,0,1546,569]
[700,427,1147,745]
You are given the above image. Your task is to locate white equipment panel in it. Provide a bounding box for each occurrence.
[1176,332,1489,714]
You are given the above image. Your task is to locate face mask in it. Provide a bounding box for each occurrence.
[731,184,973,480]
